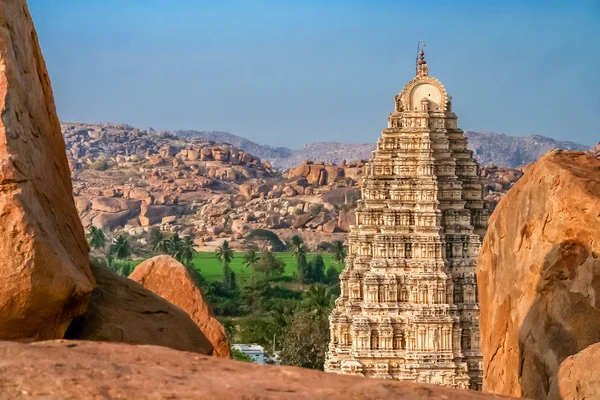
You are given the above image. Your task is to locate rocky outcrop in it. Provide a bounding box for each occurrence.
[337,208,356,232]
[287,160,365,187]
[552,342,600,400]
[129,256,231,358]
[0,340,514,400]
[591,142,600,160]
[65,264,214,355]
[477,151,600,399]
[0,0,94,340]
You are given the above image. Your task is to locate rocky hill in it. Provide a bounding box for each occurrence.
[280,133,590,170]
[62,121,521,251]
[174,129,294,163]
[174,131,590,170]
[465,131,589,167]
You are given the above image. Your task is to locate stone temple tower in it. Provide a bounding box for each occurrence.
[325,50,488,390]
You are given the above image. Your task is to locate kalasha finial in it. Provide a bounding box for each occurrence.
[418,49,426,65]
[415,41,426,75]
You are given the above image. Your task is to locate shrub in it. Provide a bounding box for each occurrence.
[90,160,108,171]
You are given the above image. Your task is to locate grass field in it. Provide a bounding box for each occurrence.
[116,251,344,282]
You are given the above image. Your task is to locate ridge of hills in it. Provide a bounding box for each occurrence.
[169,127,589,169]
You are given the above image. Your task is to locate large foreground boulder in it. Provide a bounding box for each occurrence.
[0,1,94,340]
[0,340,513,399]
[477,151,600,398]
[553,342,600,400]
[65,264,213,355]
[129,256,231,358]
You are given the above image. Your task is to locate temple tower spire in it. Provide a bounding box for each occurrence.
[325,48,489,391]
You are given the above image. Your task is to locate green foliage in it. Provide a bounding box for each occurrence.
[325,264,340,285]
[296,253,308,283]
[89,160,108,171]
[253,251,285,277]
[279,308,330,370]
[147,227,164,251]
[176,236,198,266]
[87,226,106,250]
[152,232,198,267]
[316,241,333,252]
[245,229,286,252]
[243,248,260,270]
[222,263,237,291]
[302,284,334,316]
[309,255,325,284]
[231,348,254,363]
[216,240,234,265]
[111,235,132,259]
[331,240,347,264]
[237,316,280,349]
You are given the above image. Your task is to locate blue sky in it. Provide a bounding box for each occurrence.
[30,0,599,148]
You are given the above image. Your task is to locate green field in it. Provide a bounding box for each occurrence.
[116,251,343,282]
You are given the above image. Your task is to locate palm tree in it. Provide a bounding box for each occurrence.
[290,235,306,260]
[217,240,235,290]
[216,240,234,265]
[332,240,347,264]
[87,226,106,250]
[111,235,132,260]
[304,284,334,316]
[178,236,197,266]
[168,234,182,257]
[243,248,260,271]
[154,234,172,255]
[290,235,308,282]
[148,228,164,251]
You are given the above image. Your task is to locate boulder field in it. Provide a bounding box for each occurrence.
[0,340,514,400]
[477,150,600,399]
[0,0,94,340]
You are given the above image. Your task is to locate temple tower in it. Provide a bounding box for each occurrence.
[325,50,488,390]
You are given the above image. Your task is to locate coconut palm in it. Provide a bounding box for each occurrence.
[217,240,235,290]
[243,248,260,270]
[148,227,164,251]
[178,236,197,266]
[111,235,132,260]
[154,234,172,255]
[87,226,106,250]
[290,235,306,260]
[216,240,234,265]
[331,240,347,264]
[168,234,182,256]
[303,284,334,316]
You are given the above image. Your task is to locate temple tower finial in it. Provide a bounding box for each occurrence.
[415,41,427,75]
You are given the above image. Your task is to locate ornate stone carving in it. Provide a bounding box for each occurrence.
[325,53,488,391]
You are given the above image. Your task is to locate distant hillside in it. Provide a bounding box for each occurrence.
[279,132,589,169]
[173,130,294,163]
[63,122,590,169]
[464,131,589,167]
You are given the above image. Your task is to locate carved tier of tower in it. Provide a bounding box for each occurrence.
[325,51,489,390]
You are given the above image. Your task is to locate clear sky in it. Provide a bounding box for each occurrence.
[29,0,599,148]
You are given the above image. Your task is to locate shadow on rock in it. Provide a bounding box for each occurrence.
[518,240,600,399]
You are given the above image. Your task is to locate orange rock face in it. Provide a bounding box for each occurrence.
[0,340,514,400]
[65,264,214,355]
[129,255,231,358]
[477,151,600,398]
[0,1,94,340]
[553,342,600,400]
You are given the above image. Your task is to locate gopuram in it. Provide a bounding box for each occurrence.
[325,49,488,390]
